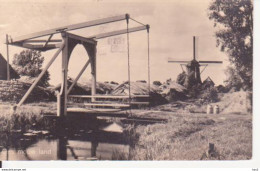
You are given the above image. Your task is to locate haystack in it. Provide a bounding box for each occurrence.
[159,81,187,101]
[0,80,55,103]
[54,78,117,95]
[212,90,252,114]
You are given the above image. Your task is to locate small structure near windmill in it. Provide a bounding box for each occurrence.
[202,76,215,89]
[168,36,222,88]
[0,53,20,80]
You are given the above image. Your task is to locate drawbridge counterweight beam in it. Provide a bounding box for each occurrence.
[90,25,148,39]
[10,14,128,43]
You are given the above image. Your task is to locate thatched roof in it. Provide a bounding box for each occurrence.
[159,81,187,95]
[111,81,167,106]
[111,81,159,95]
[202,76,215,88]
[159,81,187,101]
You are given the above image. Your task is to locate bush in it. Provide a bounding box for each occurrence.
[200,87,219,103]
[13,50,50,87]
[216,85,228,93]
[187,85,202,99]
[176,72,187,86]
[153,81,162,86]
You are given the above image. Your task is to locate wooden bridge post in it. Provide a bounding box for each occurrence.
[58,32,69,117]
[57,136,67,160]
[83,43,97,103]
[91,46,97,102]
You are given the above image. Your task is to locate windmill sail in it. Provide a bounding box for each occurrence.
[168,60,190,63]
[198,61,223,64]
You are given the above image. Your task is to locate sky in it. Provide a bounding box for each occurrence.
[0,0,230,86]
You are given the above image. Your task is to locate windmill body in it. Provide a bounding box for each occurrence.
[168,36,222,88]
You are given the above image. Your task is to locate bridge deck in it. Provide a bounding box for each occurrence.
[67,107,129,117]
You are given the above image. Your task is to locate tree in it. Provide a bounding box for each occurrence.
[208,0,253,90]
[153,81,162,86]
[13,50,50,87]
[224,66,244,91]
[176,71,187,86]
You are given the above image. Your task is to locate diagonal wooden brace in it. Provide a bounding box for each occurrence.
[43,34,54,48]
[17,41,65,107]
[67,59,90,95]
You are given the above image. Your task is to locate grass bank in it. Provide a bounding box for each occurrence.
[128,111,252,160]
[0,103,57,133]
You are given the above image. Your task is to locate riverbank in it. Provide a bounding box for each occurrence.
[0,101,252,160]
[129,110,252,160]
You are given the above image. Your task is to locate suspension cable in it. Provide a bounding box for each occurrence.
[147,25,151,108]
[126,14,132,112]
[130,18,146,26]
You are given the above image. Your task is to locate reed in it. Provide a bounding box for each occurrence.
[0,104,53,133]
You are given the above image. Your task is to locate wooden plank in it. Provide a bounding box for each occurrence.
[88,100,149,105]
[68,95,149,99]
[89,25,147,39]
[83,103,130,108]
[67,108,123,113]
[85,100,149,104]
[24,39,62,43]
[122,118,165,124]
[22,43,62,51]
[67,108,128,118]
[129,102,149,105]
[11,14,128,43]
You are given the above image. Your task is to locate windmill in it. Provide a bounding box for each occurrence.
[168,36,222,88]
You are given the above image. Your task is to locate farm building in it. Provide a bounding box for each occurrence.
[0,53,20,80]
[202,76,215,88]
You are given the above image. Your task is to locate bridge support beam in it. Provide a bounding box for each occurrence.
[57,32,97,117]
[91,47,97,103]
[83,43,97,103]
[57,32,69,117]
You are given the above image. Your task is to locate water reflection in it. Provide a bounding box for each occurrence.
[0,121,129,160]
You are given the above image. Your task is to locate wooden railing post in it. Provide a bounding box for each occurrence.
[91,46,97,102]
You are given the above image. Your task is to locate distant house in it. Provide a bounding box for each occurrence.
[0,53,20,80]
[202,76,215,88]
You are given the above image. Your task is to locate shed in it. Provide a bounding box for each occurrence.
[202,76,215,88]
[0,53,20,80]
